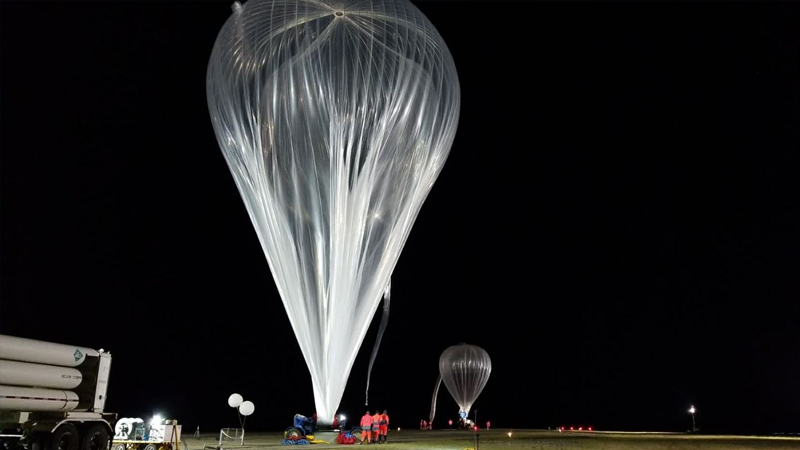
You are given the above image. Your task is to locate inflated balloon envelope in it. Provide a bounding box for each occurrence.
[207,0,460,424]
[439,344,491,416]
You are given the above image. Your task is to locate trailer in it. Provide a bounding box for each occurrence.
[0,335,116,450]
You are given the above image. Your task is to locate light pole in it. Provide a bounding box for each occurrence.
[688,406,696,432]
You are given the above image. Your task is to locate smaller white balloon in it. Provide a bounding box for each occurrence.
[228,393,243,408]
[239,401,255,416]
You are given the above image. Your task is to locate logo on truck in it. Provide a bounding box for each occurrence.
[74,349,83,362]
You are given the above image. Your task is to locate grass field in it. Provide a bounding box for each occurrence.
[184,429,800,450]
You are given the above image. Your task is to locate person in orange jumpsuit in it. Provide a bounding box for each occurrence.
[360,411,373,444]
[371,411,381,443]
[378,410,389,443]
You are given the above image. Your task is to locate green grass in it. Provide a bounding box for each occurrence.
[184,429,800,450]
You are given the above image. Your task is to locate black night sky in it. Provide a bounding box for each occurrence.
[2,1,800,436]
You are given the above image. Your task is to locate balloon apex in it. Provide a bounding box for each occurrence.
[334,11,344,17]
[232,2,243,13]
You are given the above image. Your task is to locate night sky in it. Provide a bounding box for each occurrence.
[2,1,800,436]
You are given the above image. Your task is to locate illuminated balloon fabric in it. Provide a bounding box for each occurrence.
[207,0,460,424]
[439,344,491,415]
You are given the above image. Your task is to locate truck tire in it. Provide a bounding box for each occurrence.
[143,443,158,450]
[51,424,80,450]
[113,443,127,450]
[30,433,48,450]
[82,425,110,450]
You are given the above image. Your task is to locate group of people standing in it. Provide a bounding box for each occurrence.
[359,410,390,444]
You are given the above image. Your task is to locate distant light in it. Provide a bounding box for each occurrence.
[570,426,574,431]
[397,428,400,431]
[150,415,163,425]
[507,432,512,438]
[339,415,346,421]
[473,426,478,431]
[588,427,593,431]
[689,406,696,414]
[579,427,583,431]
[561,427,565,431]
